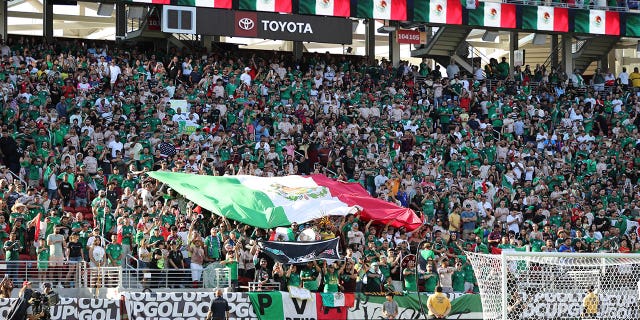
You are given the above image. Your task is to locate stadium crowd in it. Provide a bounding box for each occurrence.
[0,35,638,294]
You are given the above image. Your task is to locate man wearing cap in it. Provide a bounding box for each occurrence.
[347,223,365,247]
[240,67,252,86]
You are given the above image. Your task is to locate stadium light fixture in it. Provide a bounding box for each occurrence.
[97,3,114,16]
[481,31,499,42]
[352,20,359,33]
[377,26,397,33]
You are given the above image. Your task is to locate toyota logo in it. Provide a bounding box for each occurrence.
[238,18,255,31]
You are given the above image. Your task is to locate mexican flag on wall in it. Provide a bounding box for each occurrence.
[574,9,620,35]
[468,2,516,28]
[521,6,568,32]
[357,0,407,20]
[248,292,354,320]
[625,13,640,37]
[414,0,462,24]
[299,0,351,17]
[239,0,292,13]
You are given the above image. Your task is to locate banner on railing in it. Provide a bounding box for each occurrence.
[123,292,257,320]
[259,238,341,264]
[0,291,482,320]
[0,298,120,320]
[123,291,483,320]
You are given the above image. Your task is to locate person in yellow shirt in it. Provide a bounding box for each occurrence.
[629,67,640,88]
[583,286,599,318]
[448,207,462,234]
[427,286,451,319]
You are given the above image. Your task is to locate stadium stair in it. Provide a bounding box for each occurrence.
[570,36,620,74]
[411,25,473,72]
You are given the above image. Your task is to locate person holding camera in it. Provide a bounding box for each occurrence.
[29,283,59,320]
[6,281,58,320]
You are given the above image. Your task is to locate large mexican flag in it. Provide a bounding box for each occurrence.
[147,172,422,230]
[413,0,462,25]
[357,0,407,20]
[468,2,516,28]
[574,9,619,35]
[299,0,351,17]
[521,6,568,32]
[239,0,292,12]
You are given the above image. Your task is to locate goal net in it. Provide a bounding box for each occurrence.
[466,251,640,320]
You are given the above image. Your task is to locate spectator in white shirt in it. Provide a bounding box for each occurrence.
[347,223,365,246]
[240,67,252,86]
[619,67,629,87]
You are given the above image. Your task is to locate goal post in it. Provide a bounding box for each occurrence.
[466,251,640,320]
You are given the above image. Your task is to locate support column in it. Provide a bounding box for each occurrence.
[115,1,126,43]
[365,20,375,64]
[611,49,620,75]
[389,27,400,67]
[202,36,213,52]
[561,34,573,75]
[0,0,7,42]
[292,41,304,61]
[509,32,517,68]
[599,50,610,71]
[550,34,558,69]
[43,0,54,43]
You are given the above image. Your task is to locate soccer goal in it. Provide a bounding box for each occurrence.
[466,251,640,320]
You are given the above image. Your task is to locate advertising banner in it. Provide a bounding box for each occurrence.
[124,291,482,320]
[0,291,483,320]
[123,292,258,320]
[194,8,353,44]
[0,298,120,320]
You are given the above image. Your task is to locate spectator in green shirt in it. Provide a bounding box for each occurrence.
[322,261,344,293]
[301,261,321,292]
[286,264,301,288]
[4,232,22,282]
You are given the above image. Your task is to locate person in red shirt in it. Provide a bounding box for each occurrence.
[61,79,76,99]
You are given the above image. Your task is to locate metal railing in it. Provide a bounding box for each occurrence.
[573,39,588,54]
[542,42,563,70]
[5,169,27,190]
[122,254,231,289]
[83,266,122,289]
[0,260,84,288]
[465,42,492,70]
[173,33,203,51]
